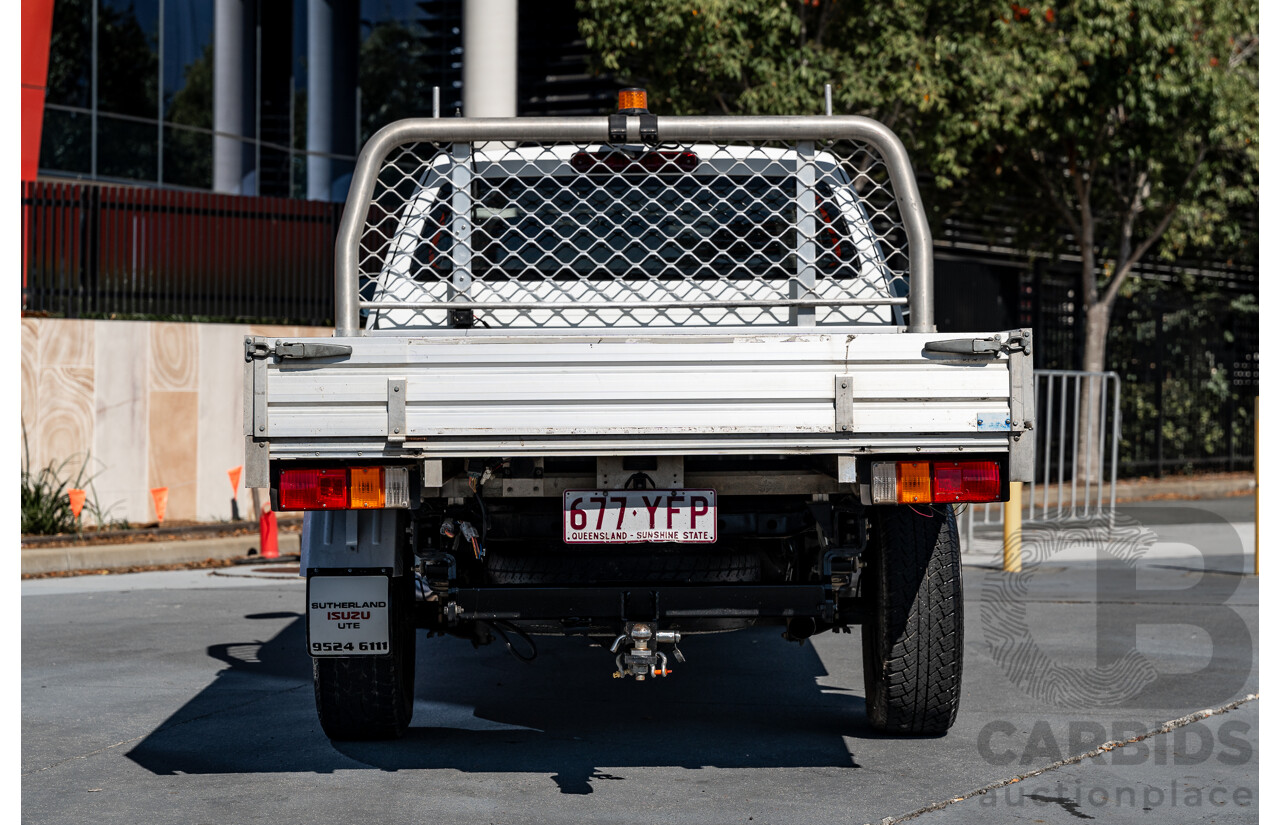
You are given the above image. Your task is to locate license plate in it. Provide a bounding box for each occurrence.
[563,489,717,544]
[307,576,391,656]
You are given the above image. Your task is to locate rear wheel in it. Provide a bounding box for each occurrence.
[861,504,963,734]
[313,571,416,740]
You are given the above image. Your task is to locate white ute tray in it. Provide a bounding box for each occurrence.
[247,327,1026,460]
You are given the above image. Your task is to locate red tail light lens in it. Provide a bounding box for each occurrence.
[280,468,348,510]
[932,461,1001,502]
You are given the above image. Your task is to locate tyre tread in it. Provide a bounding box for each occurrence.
[863,505,963,735]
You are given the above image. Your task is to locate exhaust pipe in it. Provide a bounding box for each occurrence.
[783,617,818,642]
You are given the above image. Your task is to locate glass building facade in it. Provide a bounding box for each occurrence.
[38,0,619,200]
[41,0,334,198]
[43,0,221,190]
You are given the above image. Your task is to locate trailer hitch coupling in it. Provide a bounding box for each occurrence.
[611,622,685,680]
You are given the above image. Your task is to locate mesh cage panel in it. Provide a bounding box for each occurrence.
[359,139,910,329]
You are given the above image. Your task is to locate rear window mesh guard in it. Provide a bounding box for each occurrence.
[336,117,933,334]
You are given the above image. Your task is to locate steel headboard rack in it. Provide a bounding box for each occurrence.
[333,116,934,336]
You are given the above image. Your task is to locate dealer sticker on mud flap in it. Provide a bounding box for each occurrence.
[307,576,391,656]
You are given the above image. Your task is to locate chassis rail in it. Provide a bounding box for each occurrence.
[435,584,859,624]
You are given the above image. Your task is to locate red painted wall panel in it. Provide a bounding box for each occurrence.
[22,0,57,182]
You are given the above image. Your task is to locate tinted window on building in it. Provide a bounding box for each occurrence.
[46,0,93,109]
[164,0,214,188]
[98,0,159,118]
[41,0,94,173]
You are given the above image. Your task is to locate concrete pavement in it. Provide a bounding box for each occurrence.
[21,502,1258,824]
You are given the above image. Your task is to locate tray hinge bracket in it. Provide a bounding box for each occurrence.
[835,374,854,434]
[387,378,407,444]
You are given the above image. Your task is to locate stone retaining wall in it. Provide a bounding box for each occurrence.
[21,318,328,524]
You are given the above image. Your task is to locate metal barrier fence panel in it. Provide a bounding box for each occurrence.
[21,180,340,325]
[964,370,1121,541]
[335,116,934,335]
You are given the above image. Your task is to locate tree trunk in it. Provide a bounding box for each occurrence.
[1076,300,1112,490]
[1081,301,1110,374]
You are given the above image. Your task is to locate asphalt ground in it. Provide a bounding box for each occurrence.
[21,500,1259,824]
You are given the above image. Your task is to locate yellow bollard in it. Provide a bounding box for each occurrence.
[1003,481,1023,572]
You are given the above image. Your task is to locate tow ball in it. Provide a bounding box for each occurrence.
[611,622,685,680]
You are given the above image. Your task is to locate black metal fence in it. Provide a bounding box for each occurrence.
[22,181,341,325]
[1034,267,1258,477]
[934,254,1257,478]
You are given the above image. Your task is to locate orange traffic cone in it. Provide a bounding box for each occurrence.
[259,509,279,559]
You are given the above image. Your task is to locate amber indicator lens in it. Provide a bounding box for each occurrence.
[348,467,385,508]
[896,462,932,503]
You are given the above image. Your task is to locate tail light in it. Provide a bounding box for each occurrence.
[279,467,411,510]
[932,461,1000,502]
[280,469,347,510]
[870,460,1002,505]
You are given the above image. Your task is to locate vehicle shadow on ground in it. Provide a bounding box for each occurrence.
[127,618,887,789]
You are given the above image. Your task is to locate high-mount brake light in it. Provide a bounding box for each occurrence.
[617,88,648,113]
[870,460,1002,505]
[278,467,411,510]
[570,150,699,175]
[817,202,847,260]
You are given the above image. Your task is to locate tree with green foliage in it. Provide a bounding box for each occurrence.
[579,0,1258,379]
[951,0,1257,378]
[579,1,949,127]
[359,21,438,145]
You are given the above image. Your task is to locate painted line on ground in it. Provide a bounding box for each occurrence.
[867,693,1261,825]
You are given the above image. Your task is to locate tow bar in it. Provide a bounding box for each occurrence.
[611,622,685,680]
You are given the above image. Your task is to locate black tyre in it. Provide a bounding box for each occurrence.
[861,504,963,735]
[313,572,416,740]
